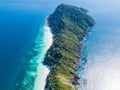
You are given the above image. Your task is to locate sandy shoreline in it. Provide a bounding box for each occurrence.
[34,23,53,90]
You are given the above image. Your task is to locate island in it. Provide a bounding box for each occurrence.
[43,4,95,90]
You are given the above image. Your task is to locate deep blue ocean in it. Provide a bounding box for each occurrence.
[0,0,120,90]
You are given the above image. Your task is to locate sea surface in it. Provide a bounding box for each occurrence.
[0,4,47,89]
[0,0,120,90]
[77,0,120,90]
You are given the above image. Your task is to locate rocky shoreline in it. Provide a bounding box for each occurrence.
[71,28,92,89]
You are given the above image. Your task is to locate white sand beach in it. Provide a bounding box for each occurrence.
[34,23,53,90]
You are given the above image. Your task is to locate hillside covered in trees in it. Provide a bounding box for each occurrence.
[43,4,95,90]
